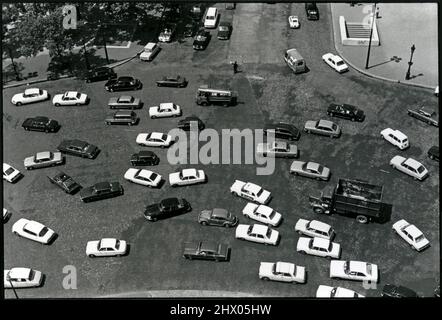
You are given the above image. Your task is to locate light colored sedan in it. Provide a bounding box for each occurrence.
[304,119,341,138]
[390,156,428,180]
[288,15,300,28]
[316,285,364,298]
[86,238,127,257]
[295,219,335,240]
[235,224,280,245]
[12,218,56,244]
[330,260,379,283]
[11,88,49,106]
[149,102,182,119]
[242,203,282,227]
[322,53,349,73]
[52,91,88,106]
[4,268,43,288]
[124,168,162,188]
[169,168,206,187]
[392,219,430,251]
[140,42,161,61]
[290,161,330,181]
[256,141,298,158]
[3,163,21,183]
[296,237,341,259]
[136,132,173,148]
[259,261,306,284]
[24,151,64,170]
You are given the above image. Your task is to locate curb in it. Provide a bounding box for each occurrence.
[329,4,436,92]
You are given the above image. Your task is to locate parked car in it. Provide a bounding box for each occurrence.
[4,268,43,288]
[183,23,197,37]
[57,139,100,159]
[124,168,162,188]
[52,91,88,106]
[3,208,11,221]
[259,261,306,283]
[235,224,280,245]
[256,141,298,158]
[3,163,21,183]
[381,284,418,298]
[295,219,335,240]
[85,66,116,83]
[22,116,60,133]
[80,181,123,203]
[304,119,341,138]
[290,161,330,181]
[322,53,349,73]
[198,208,238,227]
[136,132,173,148]
[156,75,188,88]
[143,197,191,221]
[296,237,341,259]
[392,219,430,251]
[217,21,232,40]
[380,128,409,150]
[48,171,81,194]
[230,180,272,204]
[316,285,364,298]
[264,122,301,140]
[428,146,439,161]
[105,110,139,126]
[12,218,56,244]
[158,24,176,42]
[86,238,127,257]
[169,168,206,187]
[108,95,142,109]
[242,203,282,227]
[149,102,182,119]
[105,76,142,92]
[407,106,438,127]
[390,156,429,180]
[178,116,205,131]
[183,241,229,261]
[140,42,161,61]
[327,103,364,121]
[11,88,49,106]
[193,29,211,50]
[288,15,300,28]
[330,260,379,282]
[24,151,64,170]
[130,151,159,166]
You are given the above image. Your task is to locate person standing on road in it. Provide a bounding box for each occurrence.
[233,60,238,74]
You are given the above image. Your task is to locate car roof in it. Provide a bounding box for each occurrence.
[200,241,218,252]
[64,91,79,98]
[256,205,273,216]
[251,224,269,235]
[94,182,111,191]
[159,102,175,109]
[212,208,228,218]
[32,116,50,122]
[115,110,134,116]
[312,237,330,248]
[309,220,331,232]
[119,95,133,100]
[25,220,45,234]
[66,139,88,147]
[9,268,32,279]
[182,168,198,177]
[244,182,261,193]
[136,169,154,179]
[24,88,40,95]
[391,129,407,140]
[403,158,422,169]
[272,141,287,149]
[219,21,231,26]
[35,151,51,160]
[275,262,294,274]
[349,261,367,272]
[138,150,156,157]
[118,76,134,81]
[404,224,423,238]
[100,238,117,248]
[318,119,334,128]
[306,162,321,171]
[161,197,179,206]
[144,42,157,49]
[150,132,165,139]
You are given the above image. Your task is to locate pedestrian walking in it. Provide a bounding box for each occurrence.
[233,60,238,74]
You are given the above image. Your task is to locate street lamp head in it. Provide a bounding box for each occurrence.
[411,44,416,51]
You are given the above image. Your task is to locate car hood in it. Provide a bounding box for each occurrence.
[144,203,162,217]
[85,240,99,254]
[218,30,229,37]
[304,120,316,129]
[79,186,95,198]
[11,93,25,101]
[329,260,346,277]
[295,219,309,231]
[235,224,249,237]
[257,190,271,204]
[168,172,181,184]
[290,161,304,172]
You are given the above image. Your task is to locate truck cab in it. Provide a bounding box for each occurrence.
[196,85,238,106]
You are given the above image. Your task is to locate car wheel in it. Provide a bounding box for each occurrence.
[128,123,132,126]
[327,112,332,116]
[89,254,95,258]
[151,217,157,222]
[13,231,18,235]
[299,250,306,255]
[200,221,207,226]
[16,102,22,106]
[55,103,60,107]
[86,79,91,83]
[151,116,156,119]
[231,191,238,196]
[223,223,230,228]
[25,127,30,131]
[186,255,192,260]
[326,256,333,260]
[27,167,33,170]
[76,103,81,106]
[351,118,355,122]
[262,277,269,281]
[106,122,110,125]
[429,155,434,159]
[316,177,321,181]
[356,215,368,224]
[263,153,267,157]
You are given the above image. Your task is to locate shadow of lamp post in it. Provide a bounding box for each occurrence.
[405,44,416,80]
[8,278,19,299]
[365,3,377,69]
[98,24,110,64]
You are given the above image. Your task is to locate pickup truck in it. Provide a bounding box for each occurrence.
[407,106,439,127]
[108,95,142,109]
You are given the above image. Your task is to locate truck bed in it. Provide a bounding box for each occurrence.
[336,179,383,202]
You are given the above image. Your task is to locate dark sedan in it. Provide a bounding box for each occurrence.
[85,66,117,83]
[327,103,365,122]
[193,30,210,50]
[80,181,123,203]
[48,171,81,194]
[105,76,142,92]
[183,23,197,37]
[22,116,60,133]
[178,116,205,131]
[183,241,230,261]
[144,198,191,221]
[407,106,439,127]
[198,208,238,227]
[57,139,100,159]
[217,21,232,40]
[428,146,439,161]
[156,75,188,88]
[381,284,419,298]
[130,151,159,166]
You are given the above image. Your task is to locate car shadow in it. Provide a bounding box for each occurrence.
[47,233,59,245]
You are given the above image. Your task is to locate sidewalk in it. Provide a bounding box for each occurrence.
[330,3,438,90]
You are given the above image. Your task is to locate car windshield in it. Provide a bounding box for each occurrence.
[29,270,35,280]
[5,167,14,175]
[336,61,345,66]
[266,228,272,238]
[415,235,425,242]
[219,26,228,31]
[417,166,425,173]
[256,188,263,197]
[115,240,120,249]
[268,210,276,219]
[366,263,372,275]
[150,173,158,181]
[39,227,48,237]
[161,134,168,141]
[332,124,337,130]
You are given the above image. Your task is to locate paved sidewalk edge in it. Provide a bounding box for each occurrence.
[98,290,266,298]
[329,3,436,92]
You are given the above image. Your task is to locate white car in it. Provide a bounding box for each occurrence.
[235,223,280,245]
[136,132,173,148]
[140,42,160,61]
[86,238,127,257]
[288,15,300,28]
[124,168,162,188]
[149,102,182,119]
[330,260,379,283]
[296,237,341,259]
[322,53,349,73]
[380,128,409,150]
[392,219,430,251]
[52,91,88,106]
[11,88,49,106]
[259,261,306,284]
[390,156,429,180]
[316,285,364,298]
[12,218,56,244]
[295,219,335,240]
[3,163,21,183]
[169,168,206,187]
[4,268,43,288]
[242,203,282,227]
[24,151,64,170]
[230,180,271,204]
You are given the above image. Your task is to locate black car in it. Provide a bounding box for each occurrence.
[57,139,100,159]
[183,241,230,261]
[22,116,60,133]
[381,284,419,298]
[183,23,197,37]
[130,151,159,166]
[144,198,191,221]
[80,181,123,203]
[85,67,117,83]
[178,116,205,131]
[193,29,210,50]
[327,103,365,122]
[156,75,188,88]
[428,146,439,161]
[217,21,232,40]
[264,122,301,141]
[105,76,142,92]
[407,106,439,127]
[48,171,81,194]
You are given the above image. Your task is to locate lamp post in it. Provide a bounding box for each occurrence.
[405,44,416,80]
[101,24,110,64]
[364,3,377,69]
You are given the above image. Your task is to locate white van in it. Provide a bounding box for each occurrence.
[204,7,219,28]
[284,48,306,74]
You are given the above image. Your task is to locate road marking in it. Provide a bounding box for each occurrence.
[380,169,390,173]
